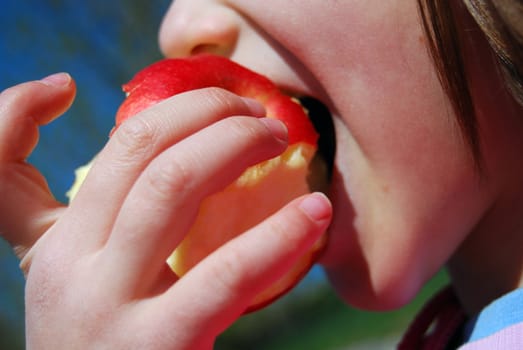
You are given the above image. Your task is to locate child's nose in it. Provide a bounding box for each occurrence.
[159,1,239,58]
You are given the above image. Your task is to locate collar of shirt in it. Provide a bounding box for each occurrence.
[464,288,523,342]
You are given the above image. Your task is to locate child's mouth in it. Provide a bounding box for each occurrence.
[298,96,336,184]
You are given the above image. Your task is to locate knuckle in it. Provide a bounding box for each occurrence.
[0,81,44,109]
[0,85,24,111]
[146,156,193,200]
[197,87,249,117]
[268,218,302,249]
[113,117,157,160]
[221,117,267,145]
[202,87,237,108]
[210,246,249,294]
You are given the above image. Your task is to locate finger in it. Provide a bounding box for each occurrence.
[103,116,288,295]
[150,193,332,344]
[0,73,76,161]
[0,163,65,262]
[0,74,75,259]
[67,88,265,251]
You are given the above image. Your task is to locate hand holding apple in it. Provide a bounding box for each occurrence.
[1,65,332,349]
[68,55,332,311]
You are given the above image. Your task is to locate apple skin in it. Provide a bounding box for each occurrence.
[70,55,329,313]
[115,54,318,146]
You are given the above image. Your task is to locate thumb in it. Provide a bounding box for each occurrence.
[0,74,75,262]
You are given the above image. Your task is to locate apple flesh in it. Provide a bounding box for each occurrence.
[68,54,330,312]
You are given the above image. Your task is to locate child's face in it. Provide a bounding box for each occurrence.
[159,0,491,309]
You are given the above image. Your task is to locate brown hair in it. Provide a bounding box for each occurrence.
[417,0,523,168]
[464,0,523,103]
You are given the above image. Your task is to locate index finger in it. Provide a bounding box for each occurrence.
[0,73,76,162]
[66,88,265,252]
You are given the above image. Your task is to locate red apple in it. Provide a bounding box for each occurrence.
[115,55,318,146]
[69,54,330,313]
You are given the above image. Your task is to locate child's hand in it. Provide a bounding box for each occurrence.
[0,73,75,262]
[0,77,331,349]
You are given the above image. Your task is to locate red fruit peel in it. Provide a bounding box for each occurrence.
[115,54,318,146]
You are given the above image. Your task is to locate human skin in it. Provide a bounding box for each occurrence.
[159,0,523,313]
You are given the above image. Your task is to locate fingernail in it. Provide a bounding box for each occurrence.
[299,192,332,222]
[40,72,71,87]
[260,118,288,143]
[242,97,266,117]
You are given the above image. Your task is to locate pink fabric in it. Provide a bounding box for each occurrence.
[459,321,523,349]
